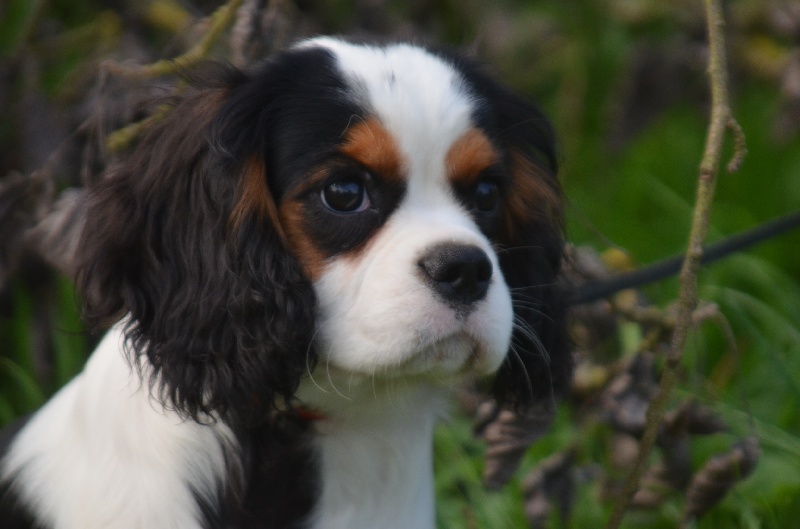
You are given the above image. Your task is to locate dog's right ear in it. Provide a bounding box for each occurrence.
[75,63,317,423]
[441,54,572,411]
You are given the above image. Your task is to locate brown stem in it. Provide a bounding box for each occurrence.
[103,0,244,79]
[103,0,244,152]
[603,1,746,527]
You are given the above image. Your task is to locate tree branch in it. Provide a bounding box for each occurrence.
[103,0,243,152]
[102,0,243,79]
[603,1,747,527]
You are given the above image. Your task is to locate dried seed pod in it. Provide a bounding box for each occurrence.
[521,450,576,528]
[457,388,489,419]
[601,352,658,437]
[658,430,693,490]
[25,188,87,278]
[477,400,555,490]
[609,432,640,471]
[663,400,728,436]
[630,463,672,510]
[682,437,760,522]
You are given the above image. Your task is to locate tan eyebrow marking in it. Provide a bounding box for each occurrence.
[339,118,405,182]
[503,149,562,239]
[445,128,500,186]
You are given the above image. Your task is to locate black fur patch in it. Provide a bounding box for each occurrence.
[195,418,318,529]
[0,416,41,529]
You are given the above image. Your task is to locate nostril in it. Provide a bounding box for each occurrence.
[418,243,493,307]
[432,261,463,284]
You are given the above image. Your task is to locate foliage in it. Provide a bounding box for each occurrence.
[1,0,799,528]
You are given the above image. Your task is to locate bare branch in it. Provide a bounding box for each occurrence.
[102,0,244,79]
[603,1,747,527]
[101,0,244,152]
[105,104,172,154]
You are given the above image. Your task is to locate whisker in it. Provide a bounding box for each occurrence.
[507,343,535,403]
[508,280,560,291]
[325,351,351,401]
[512,316,550,365]
[339,113,366,138]
[511,299,556,325]
[304,327,329,394]
[509,326,559,410]
[370,364,379,400]
[510,299,545,310]
[494,244,546,255]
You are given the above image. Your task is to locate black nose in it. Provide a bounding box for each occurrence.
[418,243,493,307]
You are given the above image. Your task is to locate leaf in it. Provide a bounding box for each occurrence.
[0,357,46,411]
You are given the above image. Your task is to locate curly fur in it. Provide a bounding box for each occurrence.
[2,39,571,529]
[75,65,317,423]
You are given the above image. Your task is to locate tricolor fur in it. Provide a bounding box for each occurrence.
[0,38,570,529]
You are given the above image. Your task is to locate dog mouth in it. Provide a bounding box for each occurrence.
[399,332,485,374]
[297,329,502,408]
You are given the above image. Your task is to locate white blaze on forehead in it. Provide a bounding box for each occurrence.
[300,37,476,196]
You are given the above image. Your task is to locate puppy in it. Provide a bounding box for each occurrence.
[0,37,570,529]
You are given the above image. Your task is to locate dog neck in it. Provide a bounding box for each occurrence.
[300,379,447,529]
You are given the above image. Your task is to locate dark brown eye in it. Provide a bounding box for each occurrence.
[322,180,370,213]
[474,180,499,212]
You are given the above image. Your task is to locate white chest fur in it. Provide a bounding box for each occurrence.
[303,382,446,529]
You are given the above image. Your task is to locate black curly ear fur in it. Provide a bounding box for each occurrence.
[446,56,572,410]
[492,147,571,411]
[491,93,570,410]
[75,64,317,424]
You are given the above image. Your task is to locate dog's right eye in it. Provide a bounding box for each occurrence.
[321,179,371,213]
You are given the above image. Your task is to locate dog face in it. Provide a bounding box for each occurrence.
[281,40,512,378]
[76,38,569,423]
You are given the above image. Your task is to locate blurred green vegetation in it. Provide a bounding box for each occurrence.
[1,0,798,528]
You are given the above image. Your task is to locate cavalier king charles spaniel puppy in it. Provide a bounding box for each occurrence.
[0,37,570,529]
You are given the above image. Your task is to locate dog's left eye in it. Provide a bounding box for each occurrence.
[474,180,499,212]
[322,179,371,213]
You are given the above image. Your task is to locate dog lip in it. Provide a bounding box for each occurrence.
[423,332,474,356]
[405,331,482,370]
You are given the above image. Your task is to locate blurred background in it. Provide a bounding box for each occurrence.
[1,1,798,528]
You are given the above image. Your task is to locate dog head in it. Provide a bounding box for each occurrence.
[76,38,570,423]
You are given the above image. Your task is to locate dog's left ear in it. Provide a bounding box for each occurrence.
[456,62,572,409]
[75,64,317,423]
[492,138,571,409]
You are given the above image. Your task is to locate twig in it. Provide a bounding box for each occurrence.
[103,0,244,79]
[102,0,244,152]
[603,1,747,528]
[105,104,173,153]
